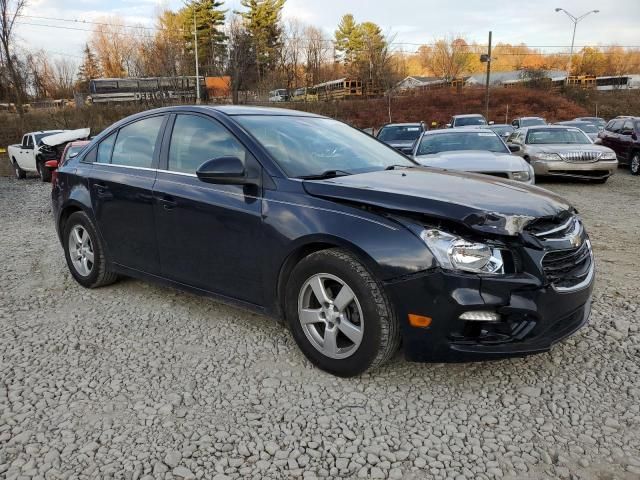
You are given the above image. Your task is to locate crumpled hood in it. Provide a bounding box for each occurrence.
[303,168,573,236]
[415,150,528,172]
[41,128,91,147]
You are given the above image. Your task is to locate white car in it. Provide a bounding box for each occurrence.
[412,127,535,184]
[8,128,89,181]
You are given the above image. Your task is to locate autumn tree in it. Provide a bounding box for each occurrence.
[424,37,474,81]
[239,0,285,82]
[76,44,102,90]
[90,17,140,77]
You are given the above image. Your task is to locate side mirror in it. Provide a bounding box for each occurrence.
[44,160,59,169]
[196,156,248,185]
[446,123,452,128]
[488,121,495,125]
[508,144,521,153]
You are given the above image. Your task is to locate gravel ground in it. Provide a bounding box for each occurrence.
[0,171,639,480]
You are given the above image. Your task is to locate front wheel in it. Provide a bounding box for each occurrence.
[63,211,118,288]
[13,159,26,179]
[285,249,400,377]
[631,153,640,176]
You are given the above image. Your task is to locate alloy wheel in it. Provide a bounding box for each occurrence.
[632,154,640,175]
[297,273,364,359]
[68,225,94,276]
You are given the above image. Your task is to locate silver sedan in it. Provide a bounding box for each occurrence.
[507,125,618,183]
[412,128,535,184]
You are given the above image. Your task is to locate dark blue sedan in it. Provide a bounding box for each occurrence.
[52,106,594,377]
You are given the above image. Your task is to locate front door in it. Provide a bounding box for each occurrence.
[153,113,264,305]
[88,114,166,274]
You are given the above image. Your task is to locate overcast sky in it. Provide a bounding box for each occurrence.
[15,0,640,63]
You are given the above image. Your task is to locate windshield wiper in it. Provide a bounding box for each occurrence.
[385,165,415,170]
[297,169,352,180]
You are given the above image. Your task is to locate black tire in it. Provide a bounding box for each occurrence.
[12,158,26,179]
[62,211,118,288]
[631,153,640,176]
[36,158,51,182]
[285,248,400,377]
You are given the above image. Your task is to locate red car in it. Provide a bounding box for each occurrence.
[45,140,90,185]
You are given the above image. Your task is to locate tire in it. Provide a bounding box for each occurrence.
[62,211,118,288]
[12,158,26,179]
[285,248,400,377]
[36,158,51,182]
[631,153,640,176]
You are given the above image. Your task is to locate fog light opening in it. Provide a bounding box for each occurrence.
[459,311,501,322]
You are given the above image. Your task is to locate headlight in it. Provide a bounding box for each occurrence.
[420,229,504,274]
[511,170,530,182]
[599,151,617,160]
[536,153,562,161]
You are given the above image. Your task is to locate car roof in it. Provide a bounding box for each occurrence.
[423,127,495,135]
[516,116,544,120]
[380,122,422,127]
[452,114,484,118]
[488,124,512,127]
[208,105,321,117]
[556,120,593,125]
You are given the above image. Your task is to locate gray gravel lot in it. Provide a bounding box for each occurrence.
[1,171,639,480]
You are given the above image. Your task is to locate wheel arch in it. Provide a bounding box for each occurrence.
[274,235,382,319]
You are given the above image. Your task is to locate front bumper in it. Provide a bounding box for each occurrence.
[531,159,617,179]
[384,266,593,362]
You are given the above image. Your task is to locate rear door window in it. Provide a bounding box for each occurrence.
[111,116,165,168]
[96,133,116,164]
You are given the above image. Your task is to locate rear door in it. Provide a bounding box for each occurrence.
[618,120,635,162]
[602,120,623,155]
[152,113,264,304]
[87,114,167,274]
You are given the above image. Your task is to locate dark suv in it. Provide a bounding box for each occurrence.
[598,117,640,175]
[376,122,426,154]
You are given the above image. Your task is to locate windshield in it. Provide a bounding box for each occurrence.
[520,118,546,127]
[454,116,486,126]
[235,115,416,178]
[563,123,599,134]
[526,128,592,145]
[377,125,422,142]
[64,145,85,160]
[416,131,509,155]
[490,126,514,136]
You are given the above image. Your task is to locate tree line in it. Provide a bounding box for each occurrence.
[2,0,640,114]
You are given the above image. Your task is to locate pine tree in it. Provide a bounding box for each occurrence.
[183,0,227,76]
[76,44,101,91]
[334,14,363,73]
[238,0,286,81]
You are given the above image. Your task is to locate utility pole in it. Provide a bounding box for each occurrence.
[193,8,201,104]
[480,31,492,121]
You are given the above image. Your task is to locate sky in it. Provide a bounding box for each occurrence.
[14,0,640,64]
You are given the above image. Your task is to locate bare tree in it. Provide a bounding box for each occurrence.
[226,15,256,104]
[279,19,304,90]
[303,25,330,85]
[0,0,27,117]
[423,36,474,81]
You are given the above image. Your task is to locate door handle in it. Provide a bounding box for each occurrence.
[95,183,110,197]
[159,196,178,210]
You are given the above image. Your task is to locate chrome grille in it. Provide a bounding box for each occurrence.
[558,151,601,163]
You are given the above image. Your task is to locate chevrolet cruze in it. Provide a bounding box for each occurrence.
[52,106,594,377]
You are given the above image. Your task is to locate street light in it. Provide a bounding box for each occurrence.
[555,8,599,78]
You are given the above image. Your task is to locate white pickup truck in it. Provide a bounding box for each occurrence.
[8,129,90,181]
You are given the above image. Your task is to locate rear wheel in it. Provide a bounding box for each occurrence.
[12,159,26,179]
[631,153,640,176]
[285,249,400,377]
[63,211,118,288]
